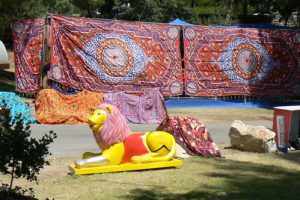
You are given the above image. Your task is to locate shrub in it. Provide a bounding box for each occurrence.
[0,112,57,199]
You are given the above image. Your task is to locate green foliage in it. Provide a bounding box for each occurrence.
[0,0,299,48]
[100,0,115,19]
[70,0,105,17]
[0,113,57,198]
[45,0,74,15]
[273,0,300,25]
[0,0,74,48]
[117,0,195,23]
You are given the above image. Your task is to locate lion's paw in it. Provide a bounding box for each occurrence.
[82,152,100,159]
[131,156,144,164]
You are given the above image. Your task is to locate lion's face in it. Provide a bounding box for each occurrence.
[88,107,112,133]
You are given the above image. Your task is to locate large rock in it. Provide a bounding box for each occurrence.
[229,120,277,153]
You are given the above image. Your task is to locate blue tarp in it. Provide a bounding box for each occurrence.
[0,92,36,124]
[169,19,297,29]
[169,18,194,26]
[165,98,300,108]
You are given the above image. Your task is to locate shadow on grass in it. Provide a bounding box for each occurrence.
[276,150,300,165]
[0,69,15,92]
[0,188,38,200]
[124,187,214,200]
[124,158,300,200]
[0,192,38,200]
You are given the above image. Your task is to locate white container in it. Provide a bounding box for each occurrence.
[276,115,288,153]
[0,40,8,64]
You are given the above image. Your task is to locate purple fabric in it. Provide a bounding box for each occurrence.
[104,88,167,124]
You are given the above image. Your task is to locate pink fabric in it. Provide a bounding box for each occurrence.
[104,88,167,124]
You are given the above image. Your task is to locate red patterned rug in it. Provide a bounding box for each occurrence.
[183,26,300,97]
[12,18,44,93]
[49,15,183,96]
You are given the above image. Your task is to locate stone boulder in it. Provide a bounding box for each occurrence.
[229,120,277,153]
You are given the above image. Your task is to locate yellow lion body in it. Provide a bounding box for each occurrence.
[75,104,176,168]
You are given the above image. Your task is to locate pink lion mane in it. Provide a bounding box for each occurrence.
[94,103,131,150]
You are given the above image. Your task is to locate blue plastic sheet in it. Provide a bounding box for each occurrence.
[0,92,36,124]
[165,98,300,108]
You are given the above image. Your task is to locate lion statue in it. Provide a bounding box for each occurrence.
[75,103,176,168]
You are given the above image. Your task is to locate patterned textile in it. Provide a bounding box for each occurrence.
[11,18,44,94]
[104,88,167,124]
[49,15,183,96]
[35,89,103,124]
[156,116,221,157]
[0,92,36,124]
[183,26,300,97]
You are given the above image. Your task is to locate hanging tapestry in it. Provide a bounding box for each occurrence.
[49,15,183,96]
[11,18,44,94]
[183,26,300,97]
[35,89,103,124]
[104,88,167,124]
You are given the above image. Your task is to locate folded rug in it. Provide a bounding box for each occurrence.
[35,89,103,124]
[157,116,221,157]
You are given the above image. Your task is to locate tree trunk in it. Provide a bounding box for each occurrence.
[191,0,196,8]
[243,0,248,17]
[225,0,234,24]
[284,16,288,26]
[297,8,300,27]
[7,165,15,199]
[87,8,92,17]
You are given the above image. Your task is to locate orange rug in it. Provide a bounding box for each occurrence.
[35,89,103,124]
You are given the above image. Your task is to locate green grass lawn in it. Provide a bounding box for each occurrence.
[1,148,299,200]
[1,65,298,200]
